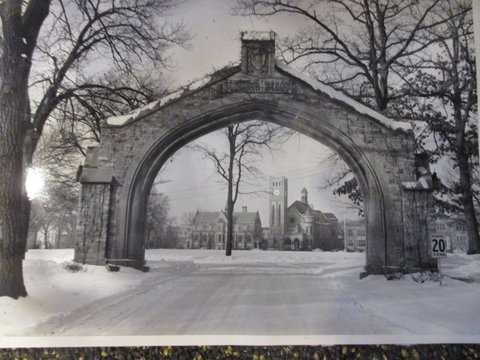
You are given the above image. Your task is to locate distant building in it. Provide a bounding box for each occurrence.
[175,226,191,249]
[261,227,271,249]
[267,176,341,251]
[344,219,366,252]
[185,207,262,250]
[430,215,469,252]
[343,215,471,253]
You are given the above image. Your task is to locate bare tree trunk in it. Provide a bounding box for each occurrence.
[32,229,38,249]
[56,226,61,248]
[0,67,30,298]
[43,227,49,249]
[146,226,151,249]
[458,154,480,253]
[0,0,52,299]
[0,257,27,299]
[225,126,235,257]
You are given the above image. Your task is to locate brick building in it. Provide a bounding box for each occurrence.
[344,219,367,252]
[185,207,262,250]
[430,215,469,252]
[267,177,341,250]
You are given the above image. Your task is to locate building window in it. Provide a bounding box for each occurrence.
[277,203,281,227]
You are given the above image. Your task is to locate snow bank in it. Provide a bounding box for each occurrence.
[275,62,412,132]
[443,253,480,281]
[1,250,146,336]
[25,249,74,262]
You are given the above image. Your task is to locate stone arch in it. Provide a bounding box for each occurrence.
[122,101,383,268]
[75,32,436,274]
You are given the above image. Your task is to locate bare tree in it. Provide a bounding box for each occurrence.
[192,121,287,256]
[316,152,364,215]
[235,0,470,214]
[24,125,80,250]
[393,0,479,253]
[0,0,187,298]
[47,71,161,157]
[235,0,457,111]
[146,193,172,249]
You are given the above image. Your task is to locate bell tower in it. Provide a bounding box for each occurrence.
[269,176,288,238]
[301,187,308,204]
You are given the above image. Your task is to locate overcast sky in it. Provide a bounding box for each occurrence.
[149,0,360,226]
[165,0,304,86]
[154,130,356,226]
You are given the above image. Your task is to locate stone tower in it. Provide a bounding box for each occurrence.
[301,187,308,204]
[269,176,288,239]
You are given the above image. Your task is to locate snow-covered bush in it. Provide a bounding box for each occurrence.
[62,261,84,273]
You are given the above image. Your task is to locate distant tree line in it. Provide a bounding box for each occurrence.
[146,192,179,249]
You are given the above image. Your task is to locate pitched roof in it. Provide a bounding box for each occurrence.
[193,211,223,224]
[313,210,330,224]
[289,200,310,215]
[288,201,335,224]
[193,210,259,226]
[323,212,338,221]
[234,211,259,225]
[345,219,366,227]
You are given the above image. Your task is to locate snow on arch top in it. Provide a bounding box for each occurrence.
[106,59,411,133]
[275,61,411,132]
[105,74,217,127]
[240,31,276,41]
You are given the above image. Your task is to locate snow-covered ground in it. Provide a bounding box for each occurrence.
[1,249,480,340]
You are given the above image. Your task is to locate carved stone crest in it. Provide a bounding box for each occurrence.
[240,31,275,75]
[247,47,270,75]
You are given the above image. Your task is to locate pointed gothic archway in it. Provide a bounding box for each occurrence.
[75,32,436,274]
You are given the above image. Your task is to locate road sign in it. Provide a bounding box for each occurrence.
[430,235,447,258]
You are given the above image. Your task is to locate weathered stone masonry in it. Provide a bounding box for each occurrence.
[75,31,436,274]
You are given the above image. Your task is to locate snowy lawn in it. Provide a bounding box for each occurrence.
[0,250,146,335]
[1,249,480,337]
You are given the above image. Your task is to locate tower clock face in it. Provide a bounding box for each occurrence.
[273,189,280,196]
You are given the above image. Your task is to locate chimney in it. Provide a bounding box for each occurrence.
[242,206,248,213]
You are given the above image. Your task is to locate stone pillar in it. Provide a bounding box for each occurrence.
[74,147,114,265]
[400,164,437,272]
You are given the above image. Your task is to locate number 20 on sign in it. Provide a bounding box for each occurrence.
[431,235,447,257]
